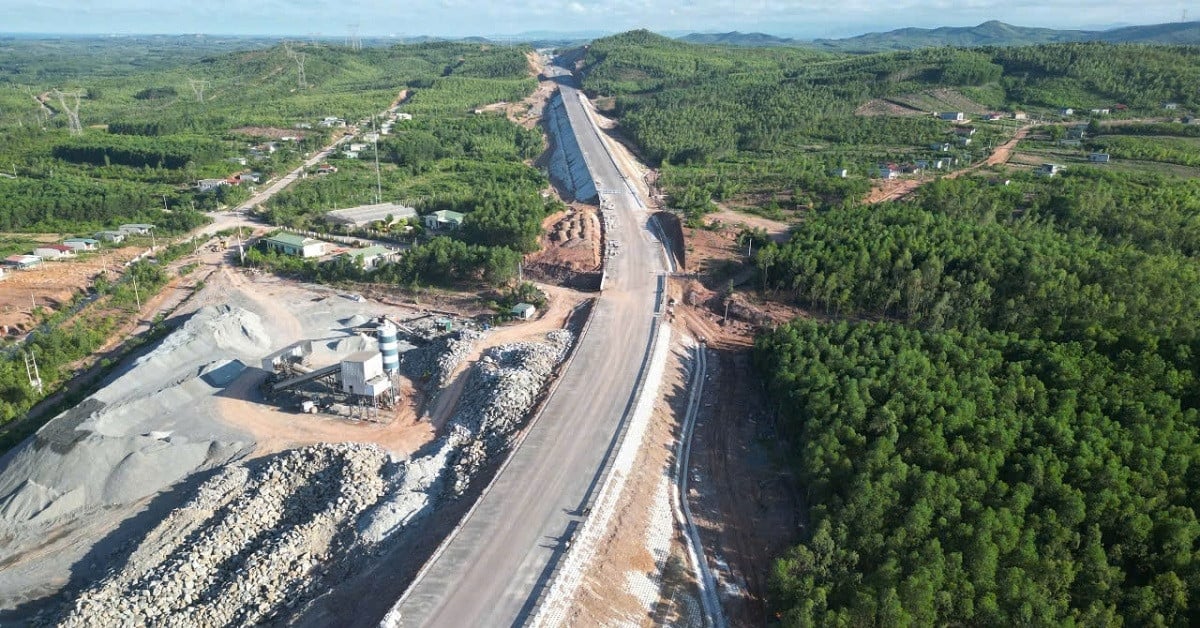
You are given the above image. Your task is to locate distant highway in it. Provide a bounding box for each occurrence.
[385,62,667,626]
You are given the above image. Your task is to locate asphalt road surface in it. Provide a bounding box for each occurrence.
[387,65,667,627]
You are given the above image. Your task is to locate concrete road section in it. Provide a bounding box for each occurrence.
[387,64,667,627]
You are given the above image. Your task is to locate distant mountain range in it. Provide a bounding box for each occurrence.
[679,20,1200,52]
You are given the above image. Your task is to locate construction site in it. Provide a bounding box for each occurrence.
[0,267,588,624]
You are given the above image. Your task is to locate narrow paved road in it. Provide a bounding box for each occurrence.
[386,64,666,627]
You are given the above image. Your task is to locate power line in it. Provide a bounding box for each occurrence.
[52,89,84,135]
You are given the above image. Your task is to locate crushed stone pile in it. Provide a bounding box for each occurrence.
[400,329,484,388]
[0,306,267,533]
[49,331,574,624]
[56,444,393,627]
[360,330,573,542]
[445,329,573,495]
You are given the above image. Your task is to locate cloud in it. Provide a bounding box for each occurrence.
[4,0,1184,37]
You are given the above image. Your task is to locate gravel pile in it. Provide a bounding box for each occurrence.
[50,331,574,624]
[57,444,393,627]
[360,330,573,540]
[0,306,265,532]
[400,329,484,388]
[445,329,573,495]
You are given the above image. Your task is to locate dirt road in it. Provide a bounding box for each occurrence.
[866,124,1034,204]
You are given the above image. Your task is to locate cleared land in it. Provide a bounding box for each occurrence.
[0,246,143,334]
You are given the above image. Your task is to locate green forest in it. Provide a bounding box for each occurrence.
[579,31,1200,625]
[580,32,1200,217]
[0,39,536,233]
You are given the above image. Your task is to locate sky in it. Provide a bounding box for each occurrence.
[0,0,1187,39]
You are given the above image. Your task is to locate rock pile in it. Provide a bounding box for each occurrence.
[360,330,574,540]
[57,444,393,627]
[445,329,573,495]
[53,331,575,624]
[401,329,484,388]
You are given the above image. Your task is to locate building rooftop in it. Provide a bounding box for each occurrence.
[325,202,418,228]
[431,209,466,222]
[347,245,391,259]
[64,237,99,244]
[120,223,155,230]
[265,232,316,248]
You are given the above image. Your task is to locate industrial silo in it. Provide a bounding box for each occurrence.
[378,320,400,374]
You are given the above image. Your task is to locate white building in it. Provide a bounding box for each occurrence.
[341,351,391,398]
[119,224,155,235]
[33,245,75,260]
[512,303,537,320]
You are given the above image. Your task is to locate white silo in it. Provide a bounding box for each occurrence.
[378,320,400,374]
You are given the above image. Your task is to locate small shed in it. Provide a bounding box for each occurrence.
[424,210,465,231]
[512,303,537,320]
[96,230,126,243]
[341,245,393,270]
[939,112,966,121]
[62,237,99,251]
[5,254,42,270]
[1089,153,1111,163]
[1039,163,1063,177]
[33,244,75,260]
[119,224,155,235]
[264,233,327,258]
[340,350,389,397]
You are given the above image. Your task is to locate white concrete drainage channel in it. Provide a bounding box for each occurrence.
[528,324,673,627]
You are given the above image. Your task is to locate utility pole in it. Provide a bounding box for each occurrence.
[373,117,382,204]
[237,227,245,265]
[132,273,142,311]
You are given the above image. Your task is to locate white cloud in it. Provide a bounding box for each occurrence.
[3,0,1184,38]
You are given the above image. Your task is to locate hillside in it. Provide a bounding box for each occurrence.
[677,31,798,47]
[583,28,1200,626]
[680,20,1200,52]
[812,20,1200,52]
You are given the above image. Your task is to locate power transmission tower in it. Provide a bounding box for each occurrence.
[52,89,84,135]
[348,24,362,51]
[187,78,208,103]
[24,351,43,393]
[284,43,308,90]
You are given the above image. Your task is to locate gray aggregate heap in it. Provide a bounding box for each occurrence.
[52,330,575,624]
[446,329,574,494]
[400,329,484,388]
[58,444,392,626]
[359,329,574,541]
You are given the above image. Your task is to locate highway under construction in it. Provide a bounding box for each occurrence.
[384,57,673,627]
